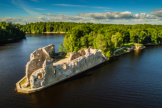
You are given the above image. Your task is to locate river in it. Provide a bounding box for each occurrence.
[0,34,162,108]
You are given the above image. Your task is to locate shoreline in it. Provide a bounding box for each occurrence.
[109,45,146,58]
[16,44,161,94]
[25,32,68,34]
[0,37,26,46]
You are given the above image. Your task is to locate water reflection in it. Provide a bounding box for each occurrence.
[1,35,162,107]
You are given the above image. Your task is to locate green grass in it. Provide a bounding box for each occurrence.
[20,77,27,85]
[122,43,143,48]
[20,77,31,89]
[122,43,134,48]
[134,43,143,47]
[65,53,70,57]
[114,43,143,55]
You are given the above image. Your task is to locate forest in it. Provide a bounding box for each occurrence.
[62,23,162,57]
[20,22,82,33]
[1,21,162,58]
[0,22,25,44]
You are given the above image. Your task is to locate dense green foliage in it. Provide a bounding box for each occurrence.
[20,22,83,33]
[63,24,162,57]
[2,21,162,57]
[0,22,25,44]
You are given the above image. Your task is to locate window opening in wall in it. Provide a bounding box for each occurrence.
[34,78,37,81]
[54,70,56,75]
[75,62,77,65]
[38,73,43,79]
[36,51,39,56]
[62,64,66,70]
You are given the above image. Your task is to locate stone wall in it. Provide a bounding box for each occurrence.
[25,44,55,86]
[30,44,55,62]
[29,47,105,89]
[25,59,42,83]
[69,49,86,61]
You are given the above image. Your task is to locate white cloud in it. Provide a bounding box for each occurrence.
[43,13,56,16]
[1,14,162,25]
[43,13,84,20]
[24,8,40,16]
[151,10,162,17]
[1,10,162,25]
[80,11,156,19]
[52,4,111,9]
[80,11,133,19]
[34,8,45,10]
[0,18,26,24]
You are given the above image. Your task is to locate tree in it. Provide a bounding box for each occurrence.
[95,34,107,53]
[111,32,123,48]
[59,43,64,52]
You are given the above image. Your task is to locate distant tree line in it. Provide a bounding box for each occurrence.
[20,22,83,33]
[1,21,162,55]
[63,24,162,57]
[0,22,25,44]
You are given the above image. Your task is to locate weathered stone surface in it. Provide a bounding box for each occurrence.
[24,44,106,89]
[30,69,45,88]
[43,44,55,57]
[25,59,42,83]
[69,52,81,61]
[30,44,55,62]
[78,49,85,56]
[84,48,89,54]
[25,44,55,84]
[90,48,97,54]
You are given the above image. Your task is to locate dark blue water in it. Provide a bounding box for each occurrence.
[0,34,162,108]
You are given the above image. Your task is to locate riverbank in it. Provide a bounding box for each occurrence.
[109,45,146,59]
[109,43,162,59]
[144,43,162,46]
[16,46,106,94]
[16,42,162,94]
[16,44,144,93]
[2,35,162,107]
[0,37,26,45]
[25,31,68,34]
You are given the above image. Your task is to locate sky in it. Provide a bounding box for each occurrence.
[0,0,162,24]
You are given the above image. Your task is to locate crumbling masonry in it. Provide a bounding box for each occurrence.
[23,44,107,88]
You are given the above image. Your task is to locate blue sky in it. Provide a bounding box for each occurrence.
[0,0,162,24]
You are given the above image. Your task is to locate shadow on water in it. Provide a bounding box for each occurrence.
[2,36,162,108]
[0,38,26,46]
[53,48,147,87]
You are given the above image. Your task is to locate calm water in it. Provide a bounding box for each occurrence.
[1,34,162,108]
